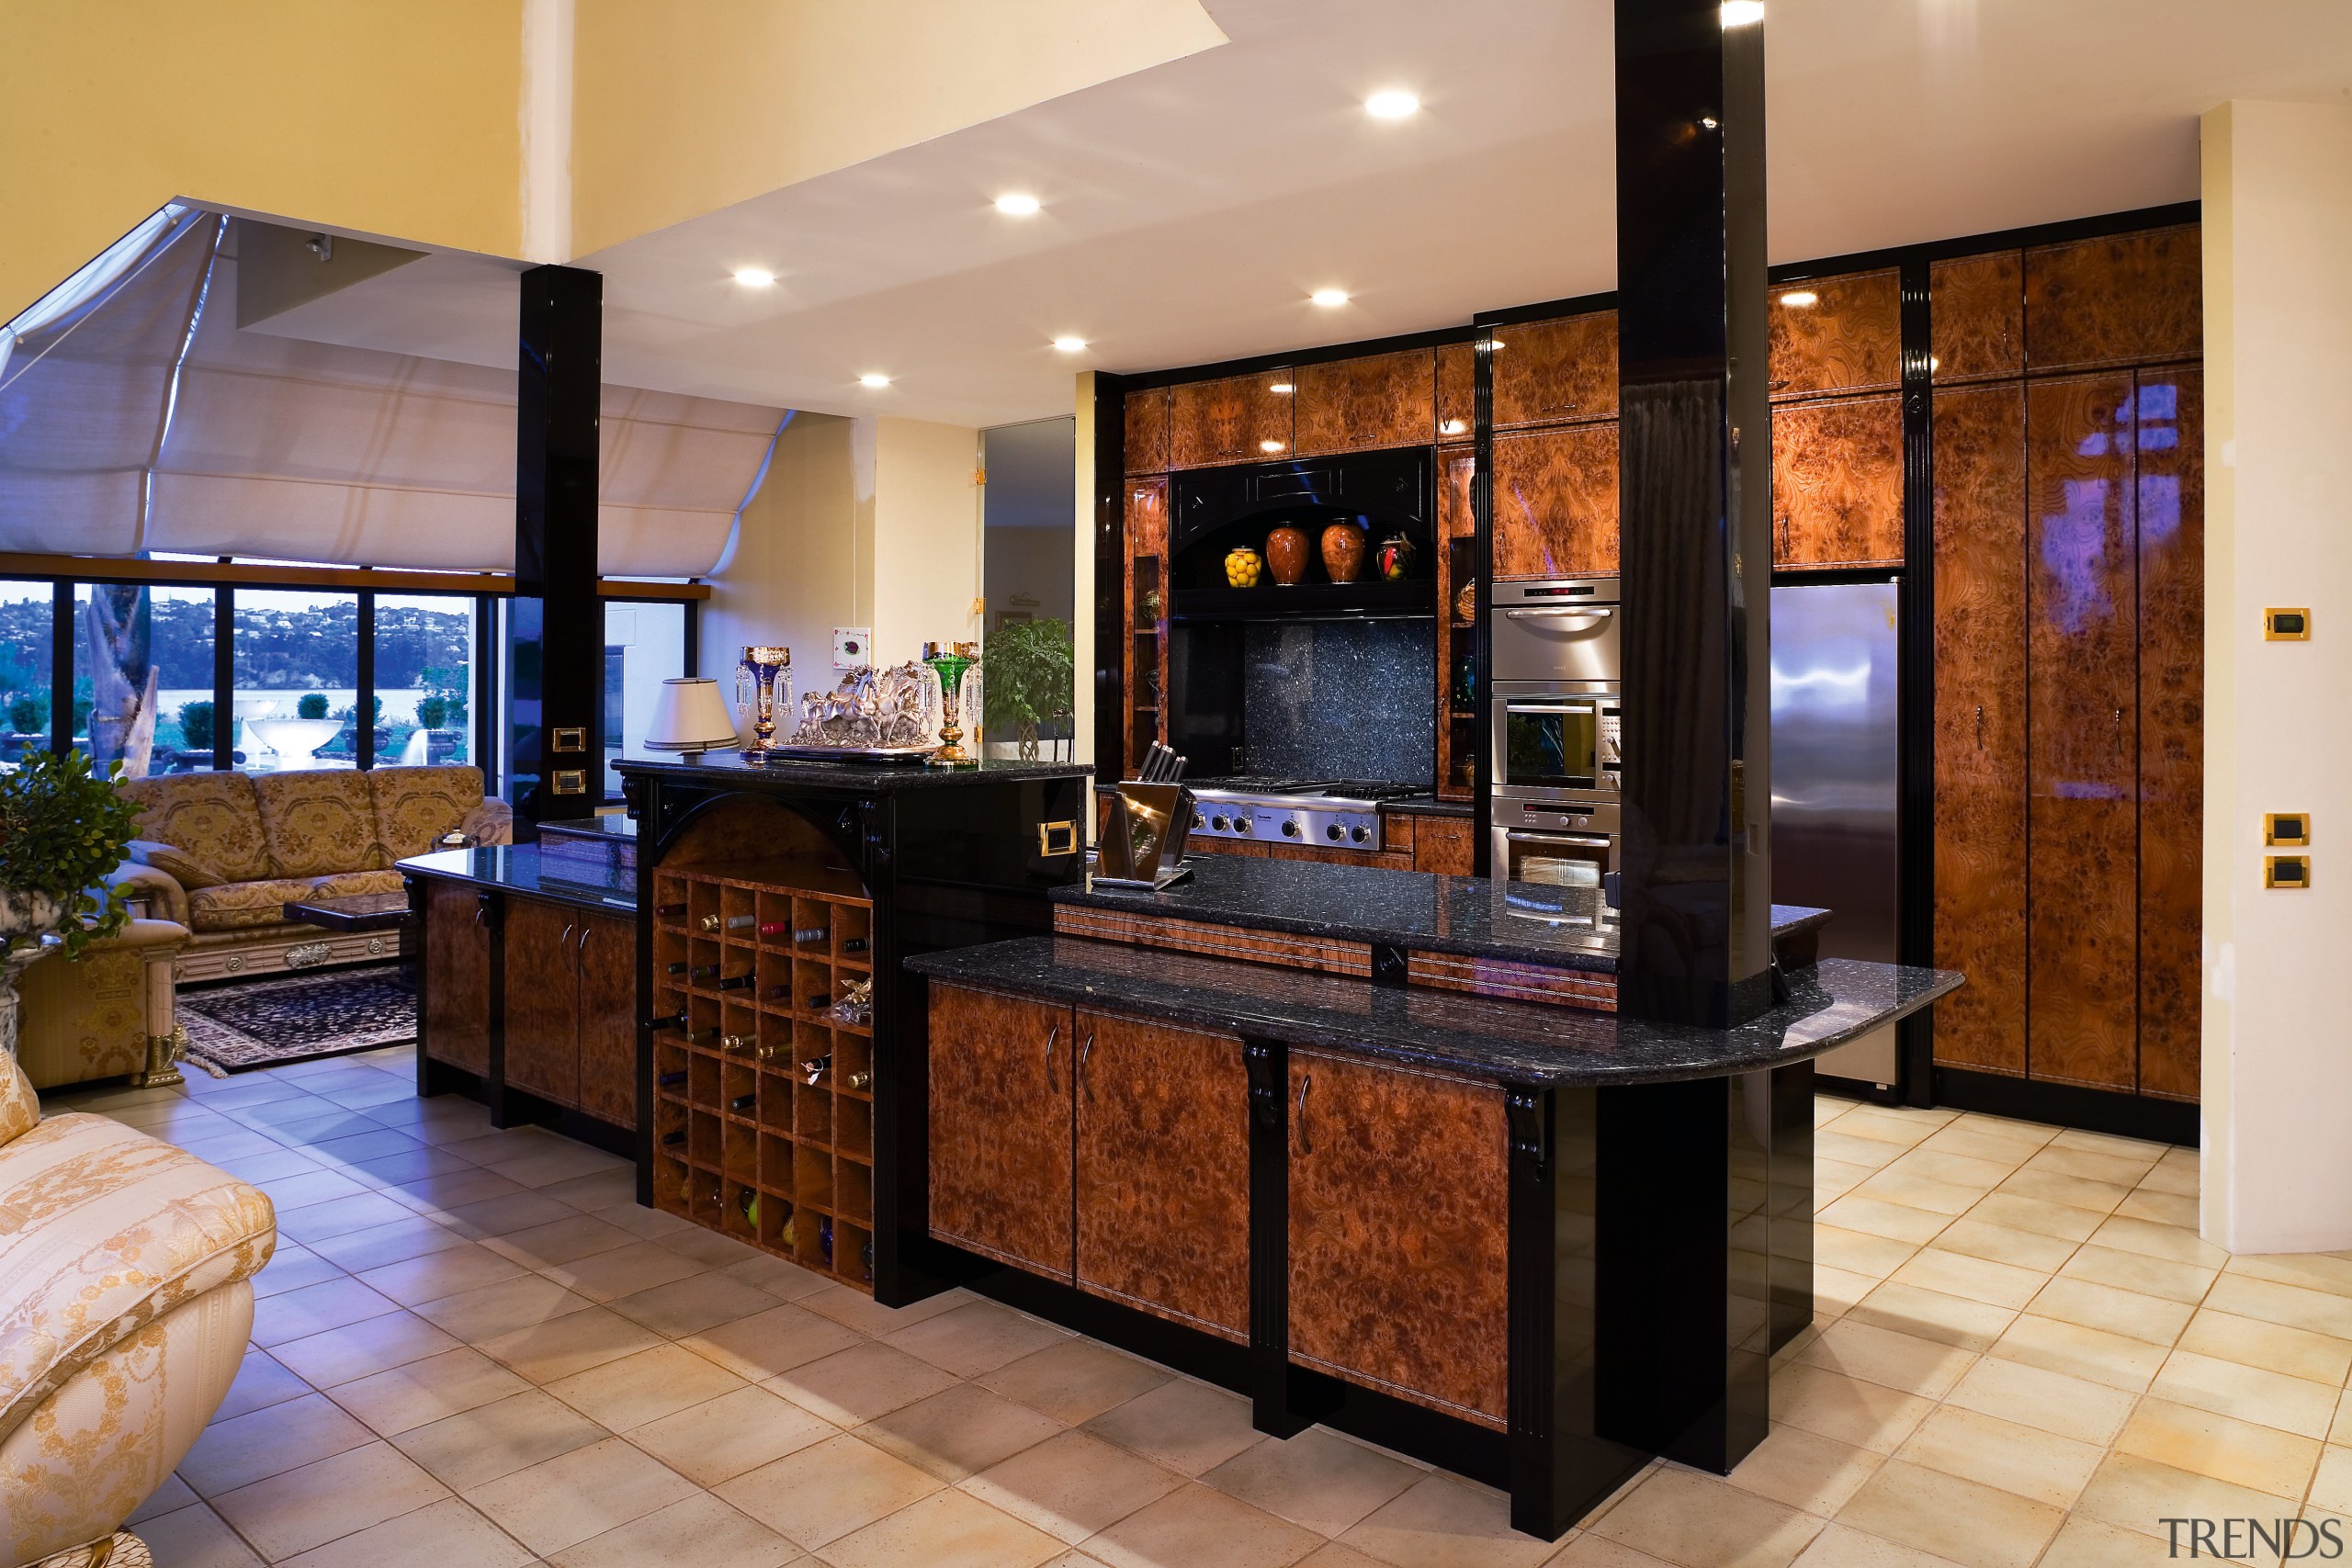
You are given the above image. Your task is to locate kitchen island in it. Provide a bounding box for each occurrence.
[907,855,1960,1540]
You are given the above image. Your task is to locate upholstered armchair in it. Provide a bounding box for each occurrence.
[0,1050,276,1565]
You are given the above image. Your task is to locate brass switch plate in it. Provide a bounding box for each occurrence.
[2265,608,2311,640]
[552,770,587,795]
[2267,813,2311,847]
[2266,853,2311,889]
[551,727,586,753]
[1036,820,1079,857]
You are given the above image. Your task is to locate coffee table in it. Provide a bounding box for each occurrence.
[280,891,415,975]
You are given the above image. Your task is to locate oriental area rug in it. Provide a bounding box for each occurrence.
[176,964,415,1076]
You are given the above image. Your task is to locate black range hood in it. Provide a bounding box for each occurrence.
[1168,446,1432,558]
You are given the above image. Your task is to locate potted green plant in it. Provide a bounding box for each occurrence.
[980,617,1074,761]
[0,749,139,1058]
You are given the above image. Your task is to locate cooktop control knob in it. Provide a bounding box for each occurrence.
[1351,825,1373,843]
[1281,820,1300,838]
[1210,815,1229,832]
[1326,823,1344,841]
[1236,818,1252,833]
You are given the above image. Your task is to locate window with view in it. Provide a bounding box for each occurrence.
[0,582,52,763]
[73,584,215,773]
[375,595,479,768]
[232,589,359,772]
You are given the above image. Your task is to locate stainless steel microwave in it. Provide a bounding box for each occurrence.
[1490,681,1621,803]
[1489,577,1620,684]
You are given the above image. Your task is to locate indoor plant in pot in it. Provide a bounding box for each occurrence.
[0,749,139,1058]
[981,617,1075,761]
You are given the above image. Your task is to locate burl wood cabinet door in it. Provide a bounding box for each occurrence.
[2024,225,2202,373]
[502,897,581,1107]
[1771,395,1905,567]
[1931,383,2029,1077]
[1931,252,2024,383]
[929,984,1074,1279]
[1768,269,1902,399]
[1491,424,1619,579]
[2137,366,2203,1101]
[424,879,491,1076]
[1288,1051,1509,1425]
[575,911,638,1127]
[1412,818,1476,877]
[1073,1010,1250,1341]
[1125,387,1171,475]
[1295,349,1434,457]
[1492,312,1617,429]
[2027,374,2139,1091]
[1435,341,1476,439]
[1170,372,1295,467]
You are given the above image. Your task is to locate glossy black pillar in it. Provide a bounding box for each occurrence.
[509,264,602,834]
[1612,0,1774,1028]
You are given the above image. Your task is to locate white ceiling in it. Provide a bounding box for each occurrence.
[252,0,2352,429]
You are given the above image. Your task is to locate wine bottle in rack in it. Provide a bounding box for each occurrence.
[653,902,686,918]
[842,937,868,954]
[846,1070,873,1090]
[722,913,760,931]
[801,1054,832,1085]
[716,974,755,992]
[737,1188,761,1224]
[657,1070,688,1088]
[720,1032,756,1054]
[661,1130,685,1146]
[688,1024,722,1043]
[763,984,793,1002]
[757,1043,787,1063]
[819,1217,834,1263]
[683,963,723,981]
[648,1012,689,1032]
[729,1092,757,1113]
[697,913,723,932]
[806,991,830,1009]
[792,926,828,944]
[663,961,693,976]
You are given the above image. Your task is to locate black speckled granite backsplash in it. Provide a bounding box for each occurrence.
[1241,621,1433,785]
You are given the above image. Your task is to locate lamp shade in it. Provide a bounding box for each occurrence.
[641,677,741,750]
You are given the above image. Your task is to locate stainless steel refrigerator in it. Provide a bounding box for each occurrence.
[1770,580,1901,1089]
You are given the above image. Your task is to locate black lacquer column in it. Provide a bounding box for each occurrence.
[510,264,603,833]
[1612,0,1774,1029]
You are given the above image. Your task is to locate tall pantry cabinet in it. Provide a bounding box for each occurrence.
[1929,226,2203,1101]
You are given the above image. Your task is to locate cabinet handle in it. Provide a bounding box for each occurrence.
[1975,705,1984,750]
[1295,1072,1313,1154]
[1045,1022,1059,1089]
[1079,1031,1094,1100]
[2114,706,2124,751]
[578,925,591,956]
[560,921,573,950]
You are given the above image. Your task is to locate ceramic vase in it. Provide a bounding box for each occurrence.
[1320,524,1366,584]
[1265,526,1308,585]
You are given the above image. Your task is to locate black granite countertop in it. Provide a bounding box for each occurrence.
[908,936,1960,1089]
[1057,853,1830,974]
[616,752,1090,793]
[1381,794,1476,819]
[399,845,637,910]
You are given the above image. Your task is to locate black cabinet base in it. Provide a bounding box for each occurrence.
[1932,1066,2199,1147]
[416,1061,634,1161]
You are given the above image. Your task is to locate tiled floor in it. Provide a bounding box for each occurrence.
[48,1052,2352,1567]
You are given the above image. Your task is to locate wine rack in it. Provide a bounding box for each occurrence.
[648,865,877,1292]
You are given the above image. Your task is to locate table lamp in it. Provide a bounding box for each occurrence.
[641,677,741,756]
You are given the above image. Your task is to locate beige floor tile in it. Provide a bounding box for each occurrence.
[979,1337,1177,1425]
[802,1280,976,1335]
[718,1430,946,1548]
[1771,1363,1936,1453]
[611,1269,795,1337]
[546,1341,748,1429]
[548,1491,800,1568]
[2085,1214,2227,1269]
[2030,1514,2175,1566]
[1919,1219,2077,1276]
[1957,1193,2104,1245]
[657,1223,769,1269]
[130,1474,198,1528]
[214,1348,311,1421]
[2208,1270,2352,1337]
[1817,1132,1906,1171]
[2071,1452,2287,1540]
[357,1241,532,1306]
[2147,1348,2339,1438]
[1890,1247,2047,1311]
[962,1427,1187,1543]
[1202,1427,1424,1538]
[251,1275,402,1346]
[2136,1160,2201,1201]
[1993,1168,2130,1215]
[2055,1245,2217,1306]
[410,1272,597,1341]
[2025,1278,2194,1347]
[1939,1356,2137,1446]
[1816,1158,1881,1202]
[269,1308,465,1388]
[1814,1266,1879,1320]
[481,1213,641,1269]
[1082,1377,1268,1476]
[391,1387,608,1489]
[1987,1314,2168,1393]
[133,1502,268,1568]
[1090,1482,1326,1568]
[888,1300,1072,1378]
[1586,1466,1822,1568]
[1883,1148,2016,1192]
[1833,1458,2062,1568]
[2307,1444,2352,1515]
[2114,1395,2321,1500]
[1834,1108,1949,1149]
[770,1338,965,1425]
[181,1391,376,1496]
[1727,1424,1885,1516]
[478,1303,668,1382]
[1797,1320,1976,1401]
[822,1486,1066,1568]
[2024,1146,2161,1189]
[305,1215,473,1273]
[858,1382,1068,1483]
[2225,1251,2352,1299]
[1849,1169,1983,1220]
[275,1190,423,1242]
[327,1346,534,1437]
[440,1188,582,1236]
[1894,1404,2104,1508]
[465,1433,701,1555]
[210,1439,452,1562]
[1818,1196,1953,1247]
[539,1237,708,1303]
[2332,1389,2352,1446]
[684,1301,866,1380]
[1845,1282,2016,1352]
[628,1383,833,1487]
[2051,1129,2169,1163]
[723,1250,837,1302]
[2113,1186,2200,1226]
[1925,1116,2057,1162]
[274,1495,534,1568]
[1298,1543,1434,1568]
[249,1245,349,1301]
[537,1165,639,1213]
[1815,1226,1922,1280]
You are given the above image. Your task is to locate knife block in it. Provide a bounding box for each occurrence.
[1092,782,1195,890]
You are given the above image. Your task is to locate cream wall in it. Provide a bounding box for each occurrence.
[0,1,525,318]
[2199,100,2352,1253]
[1073,374,1100,770]
[868,418,985,668]
[704,413,867,716]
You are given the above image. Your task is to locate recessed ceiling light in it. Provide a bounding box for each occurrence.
[732,267,775,288]
[1779,289,1817,308]
[859,373,891,389]
[1310,288,1349,308]
[1364,89,1419,120]
[1721,1,1764,26]
[1052,336,1087,354]
[994,193,1042,216]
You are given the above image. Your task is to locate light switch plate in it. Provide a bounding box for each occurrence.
[2266,812,2311,847]
[833,627,871,671]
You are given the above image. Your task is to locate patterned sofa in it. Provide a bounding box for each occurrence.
[105,767,511,982]
[0,1049,276,1564]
